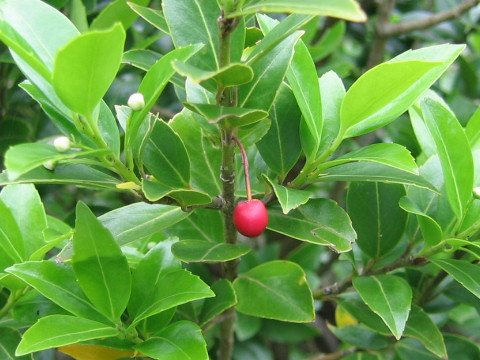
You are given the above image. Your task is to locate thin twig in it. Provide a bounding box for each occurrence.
[232,136,251,201]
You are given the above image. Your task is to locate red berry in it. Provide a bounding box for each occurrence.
[233,199,268,237]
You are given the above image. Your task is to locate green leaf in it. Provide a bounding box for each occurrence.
[90,0,150,31]
[337,298,390,335]
[421,98,474,220]
[163,209,224,243]
[0,327,32,360]
[444,334,480,360]
[6,261,110,324]
[128,44,202,153]
[321,143,418,174]
[256,83,302,177]
[0,184,46,258]
[0,164,122,190]
[199,280,237,326]
[396,339,445,360]
[353,275,412,340]
[347,182,407,258]
[172,240,251,263]
[143,119,190,188]
[184,103,268,128]
[163,0,220,70]
[134,321,208,360]
[247,14,312,66]
[465,106,480,149]
[0,0,78,78]
[233,260,314,322]
[267,198,355,253]
[238,30,301,111]
[340,61,439,138]
[170,110,222,197]
[316,70,345,157]
[73,202,131,321]
[16,315,119,356]
[309,21,346,62]
[342,353,380,360]
[142,180,211,207]
[53,23,125,118]
[230,0,367,22]
[99,203,190,246]
[328,324,393,350]
[404,305,447,358]
[70,0,88,33]
[399,196,443,247]
[409,105,436,158]
[131,269,214,325]
[262,175,310,214]
[430,259,480,299]
[317,161,437,191]
[128,239,181,322]
[5,143,108,181]
[122,49,162,71]
[128,3,169,34]
[0,198,24,266]
[173,61,254,87]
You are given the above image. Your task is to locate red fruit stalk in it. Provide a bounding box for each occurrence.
[232,136,268,237]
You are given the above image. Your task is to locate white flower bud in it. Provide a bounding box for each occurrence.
[53,136,71,152]
[147,241,156,250]
[43,160,57,171]
[474,187,480,199]
[127,93,145,111]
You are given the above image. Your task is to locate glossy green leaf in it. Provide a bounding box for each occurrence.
[404,305,447,358]
[0,164,122,190]
[0,198,24,266]
[317,161,437,191]
[98,101,121,157]
[172,240,251,263]
[173,61,253,87]
[268,198,356,253]
[444,334,480,360]
[184,103,268,128]
[73,202,131,321]
[142,179,211,207]
[341,61,438,138]
[329,324,392,349]
[90,0,150,30]
[347,182,407,258]
[170,110,222,197]
[5,143,108,181]
[53,23,125,118]
[128,239,181,322]
[163,0,220,70]
[0,0,78,78]
[409,105,436,158]
[128,3,169,34]
[396,339,445,360]
[342,353,380,360]
[0,327,31,360]
[16,315,119,356]
[122,49,161,71]
[199,280,237,326]
[234,260,314,322]
[256,84,302,177]
[238,30,301,111]
[263,175,310,214]
[465,106,480,149]
[353,275,412,339]
[247,14,312,66]
[135,321,208,360]
[143,119,190,188]
[128,44,202,153]
[230,0,367,22]
[316,70,345,158]
[421,98,474,220]
[0,184,46,258]
[322,143,418,174]
[163,209,224,243]
[310,21,346,62]
[399,196,443,247]
[6,261,110,323]
[131,269,214,325]
[337,298,390,335]
[100,203,190,246]
[430,259,480,299]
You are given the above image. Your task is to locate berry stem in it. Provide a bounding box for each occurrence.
[232,136,252,201]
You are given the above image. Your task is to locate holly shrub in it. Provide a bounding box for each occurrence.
[0,0,479,359]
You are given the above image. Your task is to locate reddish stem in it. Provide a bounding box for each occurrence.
[232,136,252,201]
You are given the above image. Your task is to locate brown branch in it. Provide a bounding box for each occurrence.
[381,0,480,37]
